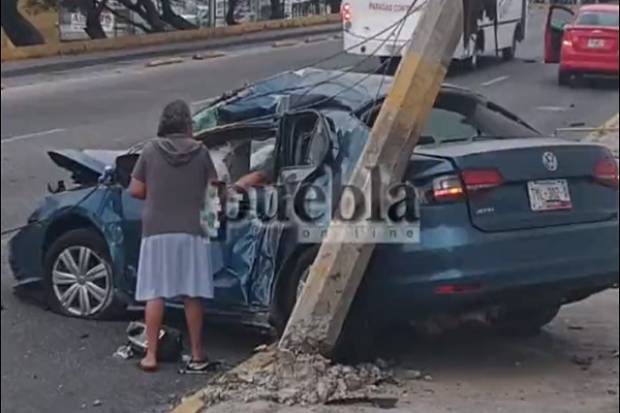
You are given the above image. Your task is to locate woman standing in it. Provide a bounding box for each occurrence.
[129,100,219,372]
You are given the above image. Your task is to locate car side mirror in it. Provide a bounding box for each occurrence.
[99,165,116,186]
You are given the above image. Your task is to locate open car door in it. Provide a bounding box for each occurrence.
[545,5,575,63]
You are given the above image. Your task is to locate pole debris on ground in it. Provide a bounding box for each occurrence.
[279,0,464,356]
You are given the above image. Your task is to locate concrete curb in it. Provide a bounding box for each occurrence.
[1,22,340,79]
[192,51,227,60]
[146,57,185,67]
[304,35,330,44]
[170,391,206,413]
[272,40,300,48]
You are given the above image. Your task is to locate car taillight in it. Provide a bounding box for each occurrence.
[461,169,504,192]
[594,158,619,188]
[430,169,503,203]
[342,2,352,27]
[432,175,465,202]
[435,283,482,295]
[563,30,574,48]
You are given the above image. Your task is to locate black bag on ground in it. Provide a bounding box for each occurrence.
[126,321,182,362]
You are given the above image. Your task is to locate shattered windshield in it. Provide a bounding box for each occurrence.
[363,93,539,146]
[424,98,539,144]
[191,69,391,135]
[193,104,222,134]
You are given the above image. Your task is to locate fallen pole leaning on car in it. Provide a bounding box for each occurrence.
[279,0,465,356]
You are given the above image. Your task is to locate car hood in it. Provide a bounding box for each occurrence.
[48,149,124,179]
[49,146,236,188]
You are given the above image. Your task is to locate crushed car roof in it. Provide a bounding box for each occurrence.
[193,68,476,130]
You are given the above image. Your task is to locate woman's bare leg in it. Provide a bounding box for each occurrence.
[142,298,165,368]
[184,297,205,361]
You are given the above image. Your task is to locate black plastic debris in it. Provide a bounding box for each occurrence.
[325,395,399,409]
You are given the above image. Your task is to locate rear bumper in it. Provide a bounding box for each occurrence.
[343,31,471,60]
[560,52,619,74]
[367,219,619,319]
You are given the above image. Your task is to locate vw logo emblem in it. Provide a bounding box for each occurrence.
[542,152,558,172]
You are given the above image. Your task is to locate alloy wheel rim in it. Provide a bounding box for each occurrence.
[52,246,111,317]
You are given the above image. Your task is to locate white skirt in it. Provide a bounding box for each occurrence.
[135,233,222,301]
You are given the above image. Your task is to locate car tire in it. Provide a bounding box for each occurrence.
[277,248,316,332]
[464,52,479,71]
[278,248,378,363]
[491,305,560,337]
[43,229,125,320]
[502,30,518,61]
[464,32,484,71]
[331,294,379,363]
[558,70,572,86]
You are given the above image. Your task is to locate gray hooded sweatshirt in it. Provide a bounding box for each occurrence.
[132,134,216,237]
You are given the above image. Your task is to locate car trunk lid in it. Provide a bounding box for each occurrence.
[567,26,619,53]
[417,138,618,232]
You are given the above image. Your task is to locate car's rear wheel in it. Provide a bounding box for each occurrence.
[278,249,378,362]
[490,305,560,337]
[464,52,480,71]
[44,229,124,319]
[558,70,572,86]
[502,29,518,61]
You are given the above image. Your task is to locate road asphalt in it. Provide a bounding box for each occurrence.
[1,8,618,413]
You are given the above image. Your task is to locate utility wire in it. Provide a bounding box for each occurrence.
[205,0,425,108]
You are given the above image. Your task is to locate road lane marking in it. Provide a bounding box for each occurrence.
[536,106,568,112]
[1,128,66,145]
[481,75,510,87]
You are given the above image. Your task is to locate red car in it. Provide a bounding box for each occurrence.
[545,3,619,85]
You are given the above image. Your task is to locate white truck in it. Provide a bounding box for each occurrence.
[341,0,528,69]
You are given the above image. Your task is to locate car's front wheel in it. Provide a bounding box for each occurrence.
[278,248,379,362]
[44,229,124,319]
[490,305,560,337]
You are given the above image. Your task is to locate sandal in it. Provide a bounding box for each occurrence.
[178,359,220,375]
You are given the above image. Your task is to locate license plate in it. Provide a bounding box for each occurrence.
[588,39,605,48]
[528,180,572,212]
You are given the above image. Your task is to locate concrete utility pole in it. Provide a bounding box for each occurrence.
[280,0,464,356]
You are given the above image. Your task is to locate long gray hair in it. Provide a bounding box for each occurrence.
[157,99,193,137]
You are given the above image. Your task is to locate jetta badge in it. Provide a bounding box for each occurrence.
[542,151,558,172]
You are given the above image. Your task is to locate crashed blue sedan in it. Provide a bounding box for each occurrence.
[9,69,619,357]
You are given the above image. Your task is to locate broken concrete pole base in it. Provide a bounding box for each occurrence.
[171,346,398,412]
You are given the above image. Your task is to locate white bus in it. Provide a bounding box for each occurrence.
[341,0,528,69]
